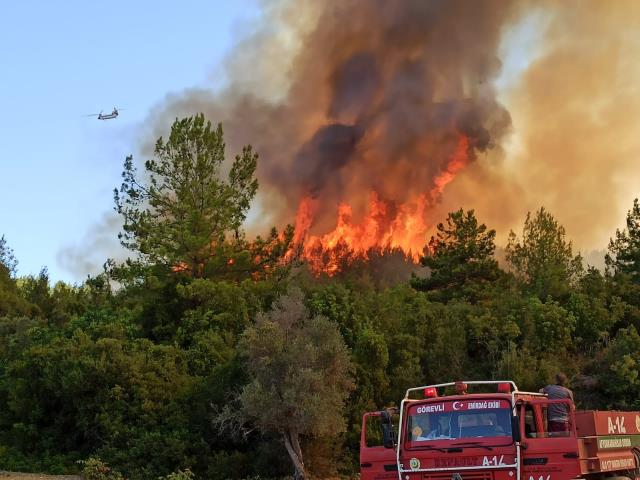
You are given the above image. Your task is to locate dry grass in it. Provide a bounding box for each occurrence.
[0,473,80,480]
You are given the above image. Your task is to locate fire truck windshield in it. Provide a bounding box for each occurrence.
[406,399,512,445]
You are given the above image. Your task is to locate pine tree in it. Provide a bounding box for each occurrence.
[114,114,258,278]
[606,198,640,283]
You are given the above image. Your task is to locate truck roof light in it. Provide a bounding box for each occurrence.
[497,382,511,393]
[424,387,438,398]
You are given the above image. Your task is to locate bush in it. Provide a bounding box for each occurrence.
[79,457,124,480]
[159,468,196,480]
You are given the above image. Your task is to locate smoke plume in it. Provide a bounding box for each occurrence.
[63,0,640,279]
[433,0,640,250]
[147,0,519,266]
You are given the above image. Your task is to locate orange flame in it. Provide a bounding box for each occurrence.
[430,135,469,197]
[293,135,469,275]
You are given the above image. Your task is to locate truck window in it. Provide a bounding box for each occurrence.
[521,401,573,440]
[523,405,537,438]
[364,412,398,447]
[539,405,570,438]
[365,415,384,447]
[405,399,512,446]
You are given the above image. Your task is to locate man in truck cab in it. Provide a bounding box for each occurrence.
[540,372,574,433]
[423,413,452,439]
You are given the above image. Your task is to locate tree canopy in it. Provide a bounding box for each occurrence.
[506,207,583,299]
[0,235,17,277]
[114,114,259,278]
[606,198,640,283]
[239,289,354,479]
[411,208,501,302]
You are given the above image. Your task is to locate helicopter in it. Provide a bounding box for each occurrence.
[85,107,123,120]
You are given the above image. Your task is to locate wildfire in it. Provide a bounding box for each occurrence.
[294,135,470,275]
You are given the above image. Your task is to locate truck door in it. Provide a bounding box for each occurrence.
[360,411,398,480]
[519,399,581,480]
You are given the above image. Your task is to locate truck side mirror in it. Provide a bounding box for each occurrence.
[380,410,396,449]
[511,415,521,443]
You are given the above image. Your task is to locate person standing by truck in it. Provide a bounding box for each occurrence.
[540,372,574,433]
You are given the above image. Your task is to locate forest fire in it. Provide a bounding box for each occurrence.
[294,135,470,275]
[154,2,515,276]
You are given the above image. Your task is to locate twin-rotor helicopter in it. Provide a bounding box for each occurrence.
[85,107,124,121]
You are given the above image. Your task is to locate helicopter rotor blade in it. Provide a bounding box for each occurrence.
[84,114,99,117]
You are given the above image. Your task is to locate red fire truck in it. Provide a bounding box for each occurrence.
[360,380,640,480]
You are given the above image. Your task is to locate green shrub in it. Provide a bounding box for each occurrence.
[79,457,124,480]
[158,468,195,480]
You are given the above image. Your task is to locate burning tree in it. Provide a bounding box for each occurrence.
[114,113,291,279]
[153,2,515,277]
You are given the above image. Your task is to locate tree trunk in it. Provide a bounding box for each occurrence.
[283,430,306,479]
[291,430,304,467]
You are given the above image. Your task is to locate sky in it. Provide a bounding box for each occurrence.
[0,1,260,283]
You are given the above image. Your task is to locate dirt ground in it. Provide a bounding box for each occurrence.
[0,473,81,480]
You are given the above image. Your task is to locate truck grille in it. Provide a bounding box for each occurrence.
[424,472,494,480]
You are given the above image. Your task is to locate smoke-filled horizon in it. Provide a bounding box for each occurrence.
[430,0,640,252]
[60,0,640,277]
[146,0,639,251]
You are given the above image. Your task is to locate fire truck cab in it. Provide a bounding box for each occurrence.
[360,380,640,480]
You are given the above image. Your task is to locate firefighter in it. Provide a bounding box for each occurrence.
[425,413,451,439]
[540,373,574,433]
[454,381,468,395]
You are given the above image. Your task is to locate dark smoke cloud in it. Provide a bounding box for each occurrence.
[292,123,363,196]
[149,0,518,236]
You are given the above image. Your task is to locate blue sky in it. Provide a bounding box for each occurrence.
[0,1,260,283]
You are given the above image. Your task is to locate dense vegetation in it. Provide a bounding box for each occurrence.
[1,115,639,479]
